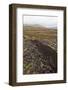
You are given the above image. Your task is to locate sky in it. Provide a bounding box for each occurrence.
[23,15,57,29]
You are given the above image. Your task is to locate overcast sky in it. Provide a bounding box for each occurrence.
[23,15,57,29]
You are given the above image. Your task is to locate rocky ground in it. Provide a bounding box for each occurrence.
[23,39,57,74]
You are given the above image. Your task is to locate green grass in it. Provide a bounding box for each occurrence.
[23,25,57,51]
[23,25,57,41]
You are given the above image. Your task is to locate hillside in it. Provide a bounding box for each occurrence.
[23,25,57,74]
[23,25,57,51]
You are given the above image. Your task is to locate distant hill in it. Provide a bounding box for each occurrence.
[23,24,57,31]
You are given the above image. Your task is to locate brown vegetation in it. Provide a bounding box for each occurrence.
[23,25,57,74]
